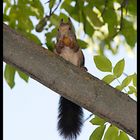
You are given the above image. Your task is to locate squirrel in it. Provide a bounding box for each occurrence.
[54,18,87,139]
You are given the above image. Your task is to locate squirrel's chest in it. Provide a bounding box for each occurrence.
[59,47,81,66]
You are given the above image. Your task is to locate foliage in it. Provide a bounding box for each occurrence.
[90,116,130,140]
[3,0,137,140]
[89,55,137,140]
[3,0,44,85]
[4,64,16,88]
[3,0,137,88]
[93,55,137,96]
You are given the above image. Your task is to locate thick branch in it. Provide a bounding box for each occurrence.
[3,23,137,139]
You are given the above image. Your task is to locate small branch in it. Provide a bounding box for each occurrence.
[46,0,61,18]
[101,0,108,17]
[35,0,61,32]
[119,2,124,31]
[14,0,16,4]
[123,72,128,77]
[50,0,61,16]
[107,0,128,39]
[45,0,50,4]
[84,114,93,122]
[109,6,123,39]
[116,77,127,93]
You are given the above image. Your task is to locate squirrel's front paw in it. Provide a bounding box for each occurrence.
[81,66,88,71]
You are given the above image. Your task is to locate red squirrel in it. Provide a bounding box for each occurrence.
[54,18,87,139]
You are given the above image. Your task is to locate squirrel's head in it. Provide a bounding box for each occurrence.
[56,18,76,46]
[57,18,75,35]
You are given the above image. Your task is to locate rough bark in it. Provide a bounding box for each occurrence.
[3,23,137,139]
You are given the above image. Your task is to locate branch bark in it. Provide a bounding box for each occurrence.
[3,23,137,139]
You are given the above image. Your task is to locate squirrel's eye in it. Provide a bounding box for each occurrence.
[69,27,71,30]
[58,28,59,31]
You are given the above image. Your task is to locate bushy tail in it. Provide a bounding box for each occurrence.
[57,96,83,140]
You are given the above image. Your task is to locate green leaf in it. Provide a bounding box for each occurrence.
[118,131,129,140]
[59,13,69,22]
[17,70,29,82]
[121,75,133,88]
[3,14,9,21]
[103,7,118,37]
[49,0,56,9]
[81,11,94,37]
[115,85,123,91]
[8,5,17,28]
[77,39,88,49]
[84,6,103,27]
[90,0,105,11]
[4,1,11,15]
[25,33,41,45]
[113,59,125,78]
[4,64,16,89]
[61,1,80,22]
[132,73,137,87]
[90,116,106,125]
[127,0,137,15]
[74,0,83,9]
[18,4,38,18]
[94,55,112,72]
[128,86,137,94]
[103,125,119,140]
[102,74,116,84]
[127,90,133,95]
[30,0,44,19]
[121,19,137,48]
[90,125,106,140]
[50,14,60,26]
[60,0,71,9]
[17,17,34,32]
[45,28,57,51]
[35,17,47,32]
[50,13,69,27]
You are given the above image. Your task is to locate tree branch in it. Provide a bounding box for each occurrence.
[3,23,137,139]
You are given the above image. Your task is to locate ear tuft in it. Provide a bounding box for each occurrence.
[60,18,63,24]
[68,17,71,23]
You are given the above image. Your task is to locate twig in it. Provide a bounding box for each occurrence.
[14,0,16,4]
[84,113,93,122]
[35,0,61,32]
[109,6,123,39]
[44,0,62,23]
[119,2,124,31]
[45,0,50,4]
[50,0,61,16]
[107,0,128,39]
[116,77,127,93]
[123,72,128,77]
[44,0,62,20]
[101,0,108,17]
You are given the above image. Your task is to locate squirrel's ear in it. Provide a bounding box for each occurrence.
[68,17,72,23]
[60,18,63,24]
